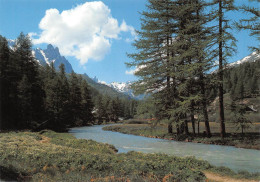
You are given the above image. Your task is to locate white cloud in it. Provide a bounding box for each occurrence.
[125,65,146,75]
[31,1,135,64]
[125,69,136,75]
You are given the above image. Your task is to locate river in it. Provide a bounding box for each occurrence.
[69,124,260,173]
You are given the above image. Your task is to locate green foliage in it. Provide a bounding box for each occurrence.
[230,101,253,135]
[0,33,45,130]
[235,0,260,52]
[127,0,215,136]
[135,97,157,119]
[0,131,212,181]
[0,33,138,131]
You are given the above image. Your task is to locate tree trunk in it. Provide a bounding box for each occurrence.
[219,0,226,139]
[166,11,172,134]
[176,124,180,135]
[200,75,211,138]
[184,120,189,135]
[168,123,173,134]
[190,103,196,135]
[0,78,2,130]
[197,121,200,135]
[195,0,211,138]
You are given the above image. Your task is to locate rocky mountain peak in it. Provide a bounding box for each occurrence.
[44,44,61,60]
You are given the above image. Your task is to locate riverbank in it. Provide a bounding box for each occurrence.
[103,122,260,150]
[1,130,259,181]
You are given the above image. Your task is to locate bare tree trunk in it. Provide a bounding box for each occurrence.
[197,121,200,135]
[190,104,196,135]
[200,76,211,137]
[176,124,180,135]
[184,120,189,135]
[168,123,173,134]
[219,0,226,139]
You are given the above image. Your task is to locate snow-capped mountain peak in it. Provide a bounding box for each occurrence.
[7,39,73,73]
[109,82,130,93]
[93,77,145,99]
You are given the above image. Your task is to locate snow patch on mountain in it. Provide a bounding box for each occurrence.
[32,44,73,73]
[228,51,260,67]
[109,82,131,93]
[93,77,145,99]
[7,39,15,50]
[211,51,260,74]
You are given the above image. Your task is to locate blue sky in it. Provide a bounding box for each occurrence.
[0,0,258,83]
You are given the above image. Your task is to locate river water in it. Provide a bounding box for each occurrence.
[69,124,260,173]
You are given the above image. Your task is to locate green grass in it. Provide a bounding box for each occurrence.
[1,131,259,181]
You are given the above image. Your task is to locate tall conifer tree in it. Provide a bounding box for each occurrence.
[127,0,177,133]
[81,79,94,124]
[210,0,237,138]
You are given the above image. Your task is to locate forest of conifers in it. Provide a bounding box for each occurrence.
[0,34,137,131]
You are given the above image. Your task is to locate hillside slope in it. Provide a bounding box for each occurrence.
[208,94,260,123]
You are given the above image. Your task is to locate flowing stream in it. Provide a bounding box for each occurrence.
[69,124,260,173]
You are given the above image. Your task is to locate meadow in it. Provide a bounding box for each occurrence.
[1,130,260,181]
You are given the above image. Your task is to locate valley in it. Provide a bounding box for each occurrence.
[1,0,260,181]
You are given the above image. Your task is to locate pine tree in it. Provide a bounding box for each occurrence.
[44,64,60,130]
[17,75,32,128]
[69,71,82,125]
[81,79,94,124]
[96,95,106,124]
[107,99,117,122]
[14,33,45,129]
[114,97,122,120]
[57,64,70,126]
[250,75,257,94]
[230,101,252,135]
[0,35,12,129]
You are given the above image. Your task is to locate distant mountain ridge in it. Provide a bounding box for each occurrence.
[7,40,73,73]
[228,51,260,67]
[93,78,145,100]
[212,51,260,74]
[81,73,131,99]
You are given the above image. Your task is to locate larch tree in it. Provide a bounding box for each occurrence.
[210,0,237,139]
[235,0,260,52]
[166,0,212,137]
[127,0,177,134]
